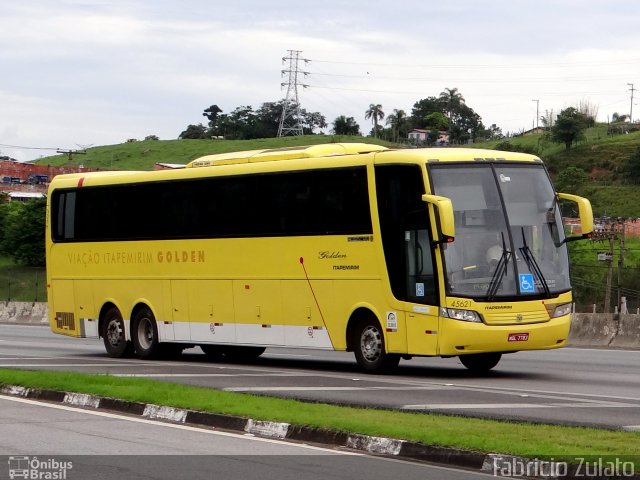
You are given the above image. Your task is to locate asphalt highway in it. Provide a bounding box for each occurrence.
[0,395,492,480]
[1,324,639,430]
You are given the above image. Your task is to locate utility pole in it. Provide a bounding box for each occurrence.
[593,223,618,314]
[277,50,309,137]
[604,235,614,314]
[532,99,540,129]
[56,148,86,164]
[628,83,635,123]
[617,220,626,313]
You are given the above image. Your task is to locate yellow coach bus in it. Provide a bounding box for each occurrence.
[46,143,593,372]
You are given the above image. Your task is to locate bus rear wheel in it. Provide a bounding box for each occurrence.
[132,307,161,359]
[102,307,133,358]
[353,319,399,373]
[459,353,502,371]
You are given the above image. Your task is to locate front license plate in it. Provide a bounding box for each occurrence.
[508,333,529,342]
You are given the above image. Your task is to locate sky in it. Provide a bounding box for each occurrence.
[1,0,639,162]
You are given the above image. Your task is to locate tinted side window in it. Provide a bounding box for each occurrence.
[51,167,371,242]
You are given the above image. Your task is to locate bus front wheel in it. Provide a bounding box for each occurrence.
[353,319,399,373]
[459,353,502,371]
[102,307,133,358]
[132,307,161,359]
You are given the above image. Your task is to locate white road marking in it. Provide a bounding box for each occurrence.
[115,373,301,378]
[225,386,446,392]
[402,402,638,410]
[622,426,640,432]
[0,363,144,367]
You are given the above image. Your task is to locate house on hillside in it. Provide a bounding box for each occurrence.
[407,129,449,146]
[516,127,545,137]
[154,163,186,170]
[7,192,46,202]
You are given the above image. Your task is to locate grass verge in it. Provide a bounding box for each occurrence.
[1,368,638,462]
[0,256,46,302]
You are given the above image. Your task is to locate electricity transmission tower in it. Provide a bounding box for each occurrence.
[277,50,309,137]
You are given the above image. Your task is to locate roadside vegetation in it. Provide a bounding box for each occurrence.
[0,256,46,302]
[1,368,638,462]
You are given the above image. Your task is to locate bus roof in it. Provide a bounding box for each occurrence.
[187,143,388,167]
[373,147,542,164]
[188,144,541,168]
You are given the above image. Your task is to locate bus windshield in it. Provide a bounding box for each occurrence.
[429,163,570,299]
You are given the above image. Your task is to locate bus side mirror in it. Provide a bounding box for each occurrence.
[422,194,455,244]
[557,192,594,242]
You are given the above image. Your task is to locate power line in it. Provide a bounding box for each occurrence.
[308,57,640,69]
[0,143,59,151]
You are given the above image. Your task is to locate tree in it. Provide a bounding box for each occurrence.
[385,109,408,142]
[540,109,555,129]
[612,112,629,123]
[178,124,208,139]
[332,116,360,136]
[1,199,46,266]
[411,89,483,144]
[185,101,327,140]
[627,146,640,183]
[423,112,449,131]
[301,110,328,134]
[438,87,465,122]
[411,96,445,128]
[203,105,222,128]
[550,107,589,150]
[554,166,589,193]
[216,105,256,140]
[365,104,384,137]
[576,99,598,127]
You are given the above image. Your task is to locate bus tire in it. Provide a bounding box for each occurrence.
[459,353,502,371]
[353,319,399,373]
[132,307,161,359]
[102,307,134,358]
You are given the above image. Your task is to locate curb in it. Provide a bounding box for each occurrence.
[2,384,638,479]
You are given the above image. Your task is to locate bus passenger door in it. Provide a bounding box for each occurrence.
[404,228,439,355]
[375,164,440,356]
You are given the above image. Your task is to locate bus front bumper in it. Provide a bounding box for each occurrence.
[438,315,571,356]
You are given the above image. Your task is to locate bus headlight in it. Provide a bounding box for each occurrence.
[441,307,483,323]
[552,303,572,318]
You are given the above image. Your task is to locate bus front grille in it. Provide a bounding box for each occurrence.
[483,310,549,325]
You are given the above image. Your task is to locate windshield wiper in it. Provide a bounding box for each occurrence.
[486,232,511,301]
[519,227,551,297]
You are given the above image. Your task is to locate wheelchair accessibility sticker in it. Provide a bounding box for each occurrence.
[519,273,535,293]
